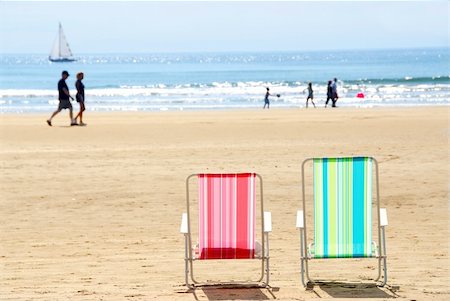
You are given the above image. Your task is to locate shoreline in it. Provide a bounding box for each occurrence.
[1,103,449,116]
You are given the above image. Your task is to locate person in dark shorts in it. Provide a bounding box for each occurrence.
[47,70,76,126]
[325,80,333,108]
[305,82,316,108]
[74,72,86,126]
[331,77,338,107]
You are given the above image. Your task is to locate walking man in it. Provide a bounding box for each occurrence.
[47,70,77,126]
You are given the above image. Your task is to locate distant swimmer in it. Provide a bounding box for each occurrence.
[47,70,76,126]
[304,82,316,108]
[263,87,280,109]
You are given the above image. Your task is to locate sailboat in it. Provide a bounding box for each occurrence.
[49,23,76,62]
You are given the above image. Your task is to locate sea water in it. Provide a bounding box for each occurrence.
[0,48,448,113]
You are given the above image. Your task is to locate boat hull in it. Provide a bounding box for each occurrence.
[49,57,76,62]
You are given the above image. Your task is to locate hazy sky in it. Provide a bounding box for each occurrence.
[0,1,449,54]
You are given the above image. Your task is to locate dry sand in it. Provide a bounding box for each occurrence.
[0,106,448,300]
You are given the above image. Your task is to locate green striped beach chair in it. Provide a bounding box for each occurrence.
[296,157,388,287]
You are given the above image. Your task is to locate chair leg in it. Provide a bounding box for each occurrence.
[184,234,193,288]
[265,233,270,286]
[380,256,388,286]
[299,229,308,287]
[300,260,307,287]
[379,227,388,286]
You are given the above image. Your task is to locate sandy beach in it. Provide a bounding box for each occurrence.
[0,106,448,300]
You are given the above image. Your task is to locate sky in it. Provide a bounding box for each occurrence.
[0,1,449,54]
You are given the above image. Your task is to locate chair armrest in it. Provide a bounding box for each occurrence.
[296,210,304,228]
[180,213,188,234]
[380,208,388,226]
[264,211,272,233]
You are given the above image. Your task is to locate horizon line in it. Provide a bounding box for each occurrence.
[1,45,449,56]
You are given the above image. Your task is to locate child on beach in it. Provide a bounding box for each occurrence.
[263,87,280,109]
[305,82,316,108]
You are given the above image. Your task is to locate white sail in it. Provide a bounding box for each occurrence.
[49,23,75,61]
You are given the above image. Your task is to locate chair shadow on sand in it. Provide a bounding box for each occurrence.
[200,287,277,300]
[312,282,399,298]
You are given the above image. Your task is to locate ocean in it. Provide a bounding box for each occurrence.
[0,47,448,113]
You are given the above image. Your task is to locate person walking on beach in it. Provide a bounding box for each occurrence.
[47,70,77,126]
[304,82,316,108]
[331,77,338,107]
[74,72,86,126]
[263,87,280,109]
[325,80,333,108]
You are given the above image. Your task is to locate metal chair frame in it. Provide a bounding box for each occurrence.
[182,173,270,288]
[297,157,388,287]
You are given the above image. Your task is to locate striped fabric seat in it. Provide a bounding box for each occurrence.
[313,157,373,258]
[197,173,256,260]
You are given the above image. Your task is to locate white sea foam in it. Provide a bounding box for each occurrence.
[0,81,448,113]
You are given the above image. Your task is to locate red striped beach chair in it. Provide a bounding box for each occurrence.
[296,157,388,287]
[180,173,271,288]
